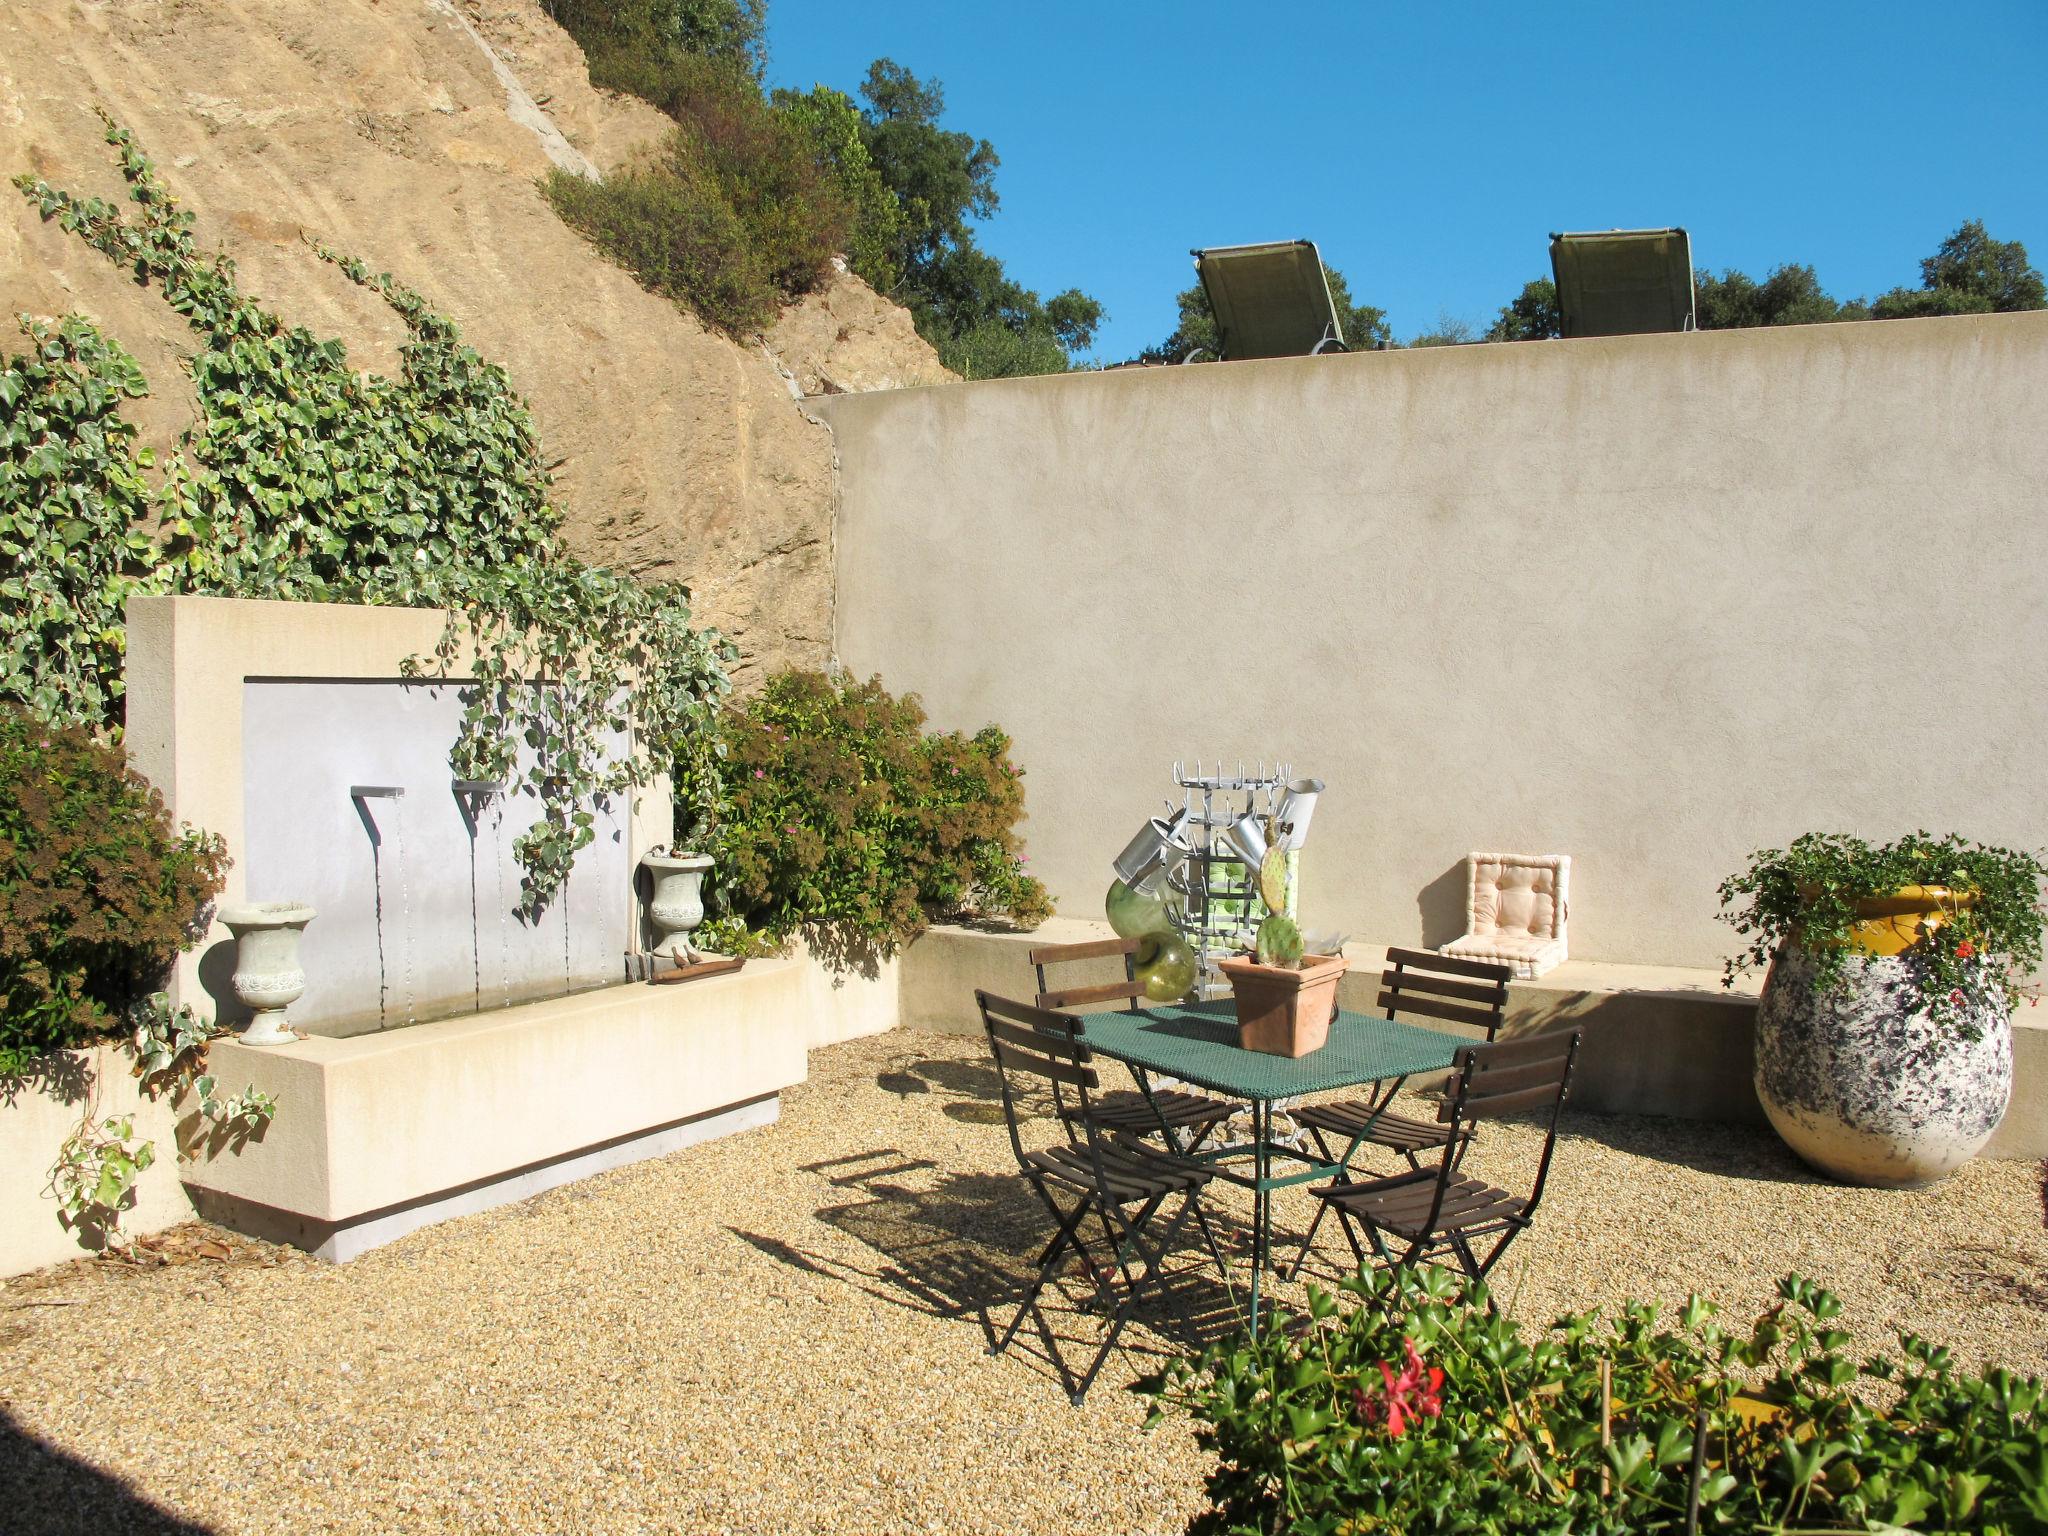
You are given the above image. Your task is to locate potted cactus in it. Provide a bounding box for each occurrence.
[1217,914,1349,1057]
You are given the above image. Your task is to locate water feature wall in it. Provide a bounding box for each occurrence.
[238,679,634,1036]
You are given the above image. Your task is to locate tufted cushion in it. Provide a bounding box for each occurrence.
[1444,852,1571,979]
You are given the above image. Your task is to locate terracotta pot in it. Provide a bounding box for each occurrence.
[1218,953,1348,1057]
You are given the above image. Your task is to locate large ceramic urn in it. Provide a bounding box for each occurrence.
[1754,889,2012,1187]
[643,852,713,955]
[219,902,316,1046]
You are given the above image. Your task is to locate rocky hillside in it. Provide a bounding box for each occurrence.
[0,0,951,680]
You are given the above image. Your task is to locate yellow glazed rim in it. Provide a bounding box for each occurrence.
[1808,884,1980,957]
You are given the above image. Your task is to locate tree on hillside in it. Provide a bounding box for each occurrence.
[1871,219,2046,318]
[852,59,1103,377]
[543,0,767,79]
[1407,313,1478,348]
[1485,278,1559,341]
[1695,264,1865,329]
[1137,264,1389,363]
[771,84,905,290]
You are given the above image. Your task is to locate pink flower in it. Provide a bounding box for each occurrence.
[1949,988,1966,1008]
[1352,1337,1444,1437]
[753,769,764,778]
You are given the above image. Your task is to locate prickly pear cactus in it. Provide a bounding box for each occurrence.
[1255,912,1304,969]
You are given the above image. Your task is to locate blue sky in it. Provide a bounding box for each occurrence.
[764,0,2048,363]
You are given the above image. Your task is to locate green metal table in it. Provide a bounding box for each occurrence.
[1078,1000,1465,1332]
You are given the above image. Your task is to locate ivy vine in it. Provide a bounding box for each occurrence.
[5,113,733,910]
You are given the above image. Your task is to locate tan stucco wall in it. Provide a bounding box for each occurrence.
[821,313,2048,971]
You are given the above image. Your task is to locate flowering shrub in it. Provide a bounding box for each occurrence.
[1141,1264,2047,1534]
[0,707,227,1073]
[1718,831,2045,1033]
[691,671,1050,955]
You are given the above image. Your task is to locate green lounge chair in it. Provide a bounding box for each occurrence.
[1186,239,1348,361]
[1549,227,1697,337]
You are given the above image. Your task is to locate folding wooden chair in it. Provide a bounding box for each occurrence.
[1299,1030,1580,1285]
[1030,937,1236,1152]
[978,989,1230,1404]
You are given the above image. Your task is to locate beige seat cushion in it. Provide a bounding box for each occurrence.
[1441,852,1570,979]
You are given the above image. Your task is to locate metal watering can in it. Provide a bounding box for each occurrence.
[1112,809,1192,892]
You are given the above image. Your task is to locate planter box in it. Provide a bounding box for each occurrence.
[1217,953,1349,1057]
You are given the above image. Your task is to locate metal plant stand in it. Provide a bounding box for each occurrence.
[1162,760,1292,997]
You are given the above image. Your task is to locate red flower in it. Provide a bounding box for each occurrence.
[1949,988,1966,1008]
[1955,940,1976,959]
[1353,1337,1445,1437]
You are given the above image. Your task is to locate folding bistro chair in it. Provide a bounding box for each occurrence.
[978,990,1230,1404]
[1030,938,1236,1152]
[1300,1030,1580,1285]
[1287,947,1513,1246]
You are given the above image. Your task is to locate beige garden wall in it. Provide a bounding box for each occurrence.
[821,312,2048,969]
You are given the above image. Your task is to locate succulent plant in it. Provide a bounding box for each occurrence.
[1255,912,1304,969]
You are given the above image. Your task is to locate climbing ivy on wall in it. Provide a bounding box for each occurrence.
[3,113,734,910]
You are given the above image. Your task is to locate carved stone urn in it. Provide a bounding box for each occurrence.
[1754,944,2011,1188]
[219,902,316,1046]
[643,852,713,956]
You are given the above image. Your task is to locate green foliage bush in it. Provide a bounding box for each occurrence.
[0,316,160,728]
[692,671,1051,954]
[7,116,734,911]
[772,84,905,292]
[1717,831,2047,1034]
[542,14,852,335]
[1143,1264,2048,1535]
[0,707,228,1074]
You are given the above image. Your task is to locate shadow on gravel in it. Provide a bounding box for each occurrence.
[1558,1111,1818,1185]
[734,1147,1247,1396]
[0,1408,214,1535]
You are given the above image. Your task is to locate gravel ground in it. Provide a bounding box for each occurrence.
[4,1027,2045,1536]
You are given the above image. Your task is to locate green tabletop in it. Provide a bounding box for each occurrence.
[1079,1000,1464,1100]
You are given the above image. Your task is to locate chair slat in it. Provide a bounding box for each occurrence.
[1377,990,1503,1031]
[1387,947,1514,983]
[985,1014,1088,1061]
[1463,1081,1567,1118]
[1463,1031,1576,1069]
[1026,937,1137,966]
[1464,1056,1571,1096]
[978,990,1092,1038]
[993,1037,1100,1090]
[1036,979,1146,1010]
[1384,971,1508,1007]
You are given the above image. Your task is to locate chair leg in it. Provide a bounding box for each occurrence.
[1184,1187,1236,1302]
[1068,1196,1192,1405]
[994,1189,1094,1357]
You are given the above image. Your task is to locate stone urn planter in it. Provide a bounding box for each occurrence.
[219,902,316,1047]
[643,851,713,955]
[1754,909,2013,1189]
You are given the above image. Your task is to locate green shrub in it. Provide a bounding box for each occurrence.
[694,671,1051,954]
[541,33,852,335]
[1142,1264,2047,1535]
[0,707,228,1074]
[12,118,734,912]
[772,84,906,292]
[1718,831,2047,1033]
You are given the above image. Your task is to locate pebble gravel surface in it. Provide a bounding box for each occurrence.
[4,1027,2044,1535]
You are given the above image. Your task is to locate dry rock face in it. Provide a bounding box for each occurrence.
[0,0,950,682]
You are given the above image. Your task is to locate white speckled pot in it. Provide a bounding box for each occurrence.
[1754,945,2011,1187]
